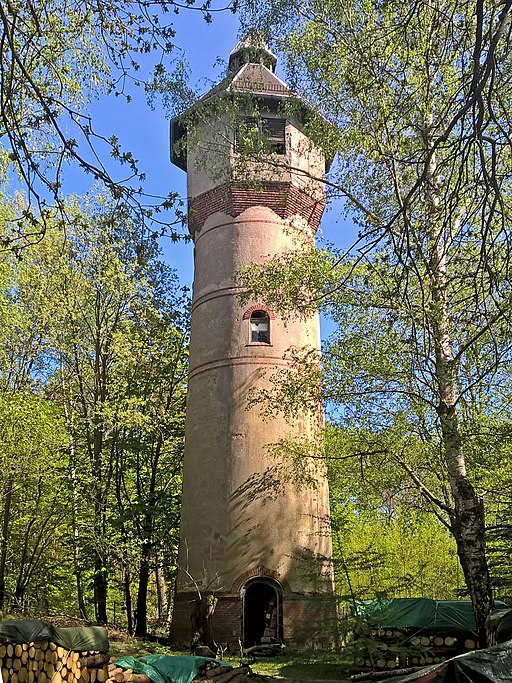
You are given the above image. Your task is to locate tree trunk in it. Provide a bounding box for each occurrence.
[125,567,134,635]
[134,433,164,637]
[0,476,13,610]
[156,555,169,625]
[434,279,493,645]
[91,289,110,625]
[114,440,134,635]
[425,128,493,644]
[70,458,88,621]
[134,539,151,637]
[94,554,108,624]
[61,365,89,620]
[447,459,492,645]
[12,507,37,611]
[92,423,108,625]
[191,595,218,652]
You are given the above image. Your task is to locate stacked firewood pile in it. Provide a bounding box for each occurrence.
[77,652,110,682]
[407,631,477,665]
[194,662,251,682]
[0,641,109,683]
[356,629,479,672]
[106,661,150,683]
[106,660,252,683]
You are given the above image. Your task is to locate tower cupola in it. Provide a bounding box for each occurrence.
[228,31,277,74]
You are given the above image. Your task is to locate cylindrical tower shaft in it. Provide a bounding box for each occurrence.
[169,35,336,648]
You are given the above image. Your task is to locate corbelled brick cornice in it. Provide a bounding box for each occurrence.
[188,181,325,235]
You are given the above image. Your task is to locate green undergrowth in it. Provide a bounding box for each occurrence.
[108,633,350,681]
[242,651,350,681]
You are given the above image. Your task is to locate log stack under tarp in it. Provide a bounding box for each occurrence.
[354,628,479,673]
[194,662,251,683]
[106,659,252,683]
[350,598,487,674]
[106,661,152,683]
[0,620,109,683]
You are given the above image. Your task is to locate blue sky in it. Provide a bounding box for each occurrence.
[65,11,240,286]
[66,11,355,332]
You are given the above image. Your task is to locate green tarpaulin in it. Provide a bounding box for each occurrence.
[0,620,108,652]
[354,599,506,634]
[114,655,230,683]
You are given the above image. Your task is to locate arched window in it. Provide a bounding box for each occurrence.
[250,310,270,343]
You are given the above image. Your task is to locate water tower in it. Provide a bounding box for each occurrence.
[169,34,335,648]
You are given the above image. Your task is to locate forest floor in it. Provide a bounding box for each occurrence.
[108,629,351,681]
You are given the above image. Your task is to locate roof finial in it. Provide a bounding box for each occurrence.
[228,30,277,73]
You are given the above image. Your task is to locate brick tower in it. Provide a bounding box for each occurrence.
[169,34,335,648]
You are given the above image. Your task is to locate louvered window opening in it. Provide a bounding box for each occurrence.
[236,117,286,155]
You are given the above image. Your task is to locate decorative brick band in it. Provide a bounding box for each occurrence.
[189,355,290,381]
[242,305,276,320]
[188,181,325,235]
[231,565,291,593]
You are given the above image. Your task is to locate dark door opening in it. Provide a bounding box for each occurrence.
[242,578,283,647]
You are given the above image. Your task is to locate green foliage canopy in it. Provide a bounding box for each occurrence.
[0,0,236,247]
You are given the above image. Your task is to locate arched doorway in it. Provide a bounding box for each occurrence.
[242,578,283,647]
